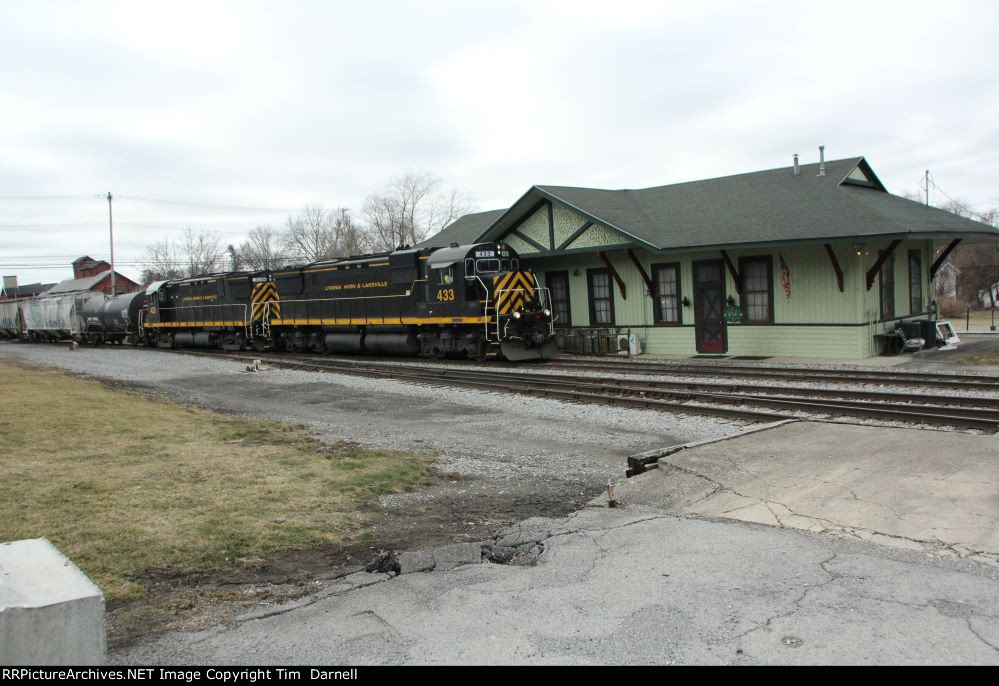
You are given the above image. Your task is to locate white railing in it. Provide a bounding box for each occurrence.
[494,286,554,341]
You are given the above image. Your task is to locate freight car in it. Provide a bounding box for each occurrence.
[20,294,83,342]
[0,300,22,339]
[1,291,146,344]
[79,291,147,345]
[142,242,557,361]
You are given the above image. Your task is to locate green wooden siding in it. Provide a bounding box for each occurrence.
[529,238,937,359]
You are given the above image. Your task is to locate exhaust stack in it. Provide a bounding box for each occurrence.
[817,145,826,177]
[793,153,799,176]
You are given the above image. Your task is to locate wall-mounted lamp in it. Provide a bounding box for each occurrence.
[853,242,867,256]
[681,296,691,307]
[573,269,581,276]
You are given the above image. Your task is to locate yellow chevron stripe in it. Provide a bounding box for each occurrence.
[250,281,281,322]
[493,273,515,293]
[495,273,536,312]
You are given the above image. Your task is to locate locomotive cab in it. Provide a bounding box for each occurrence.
[424,243,557,361]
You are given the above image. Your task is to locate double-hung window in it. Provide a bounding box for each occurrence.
[739,256,773,323]
[652,263,681,325]
[587,269,614,326]
[880,250,895,320]
[546,271,571,327]
[908,250,922,315]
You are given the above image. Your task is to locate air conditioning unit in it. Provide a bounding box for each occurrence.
[615,334,642,356]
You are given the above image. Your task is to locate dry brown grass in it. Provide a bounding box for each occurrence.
[940,306,998,330]
[0,359,436,600]
[965,348,999,366]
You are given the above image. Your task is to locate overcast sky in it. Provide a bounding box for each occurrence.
[2,0,997,285]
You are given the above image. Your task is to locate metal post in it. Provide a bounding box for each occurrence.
[107,192,115,296]
[966,306,970,332]
[925,170,930,206]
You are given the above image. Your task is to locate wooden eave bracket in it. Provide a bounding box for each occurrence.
[720,250,741,294]
[626,249,654,294]
[930,239,962,280]
[598,251,627,300]
[865,239,902,291]
[824,244,844,292]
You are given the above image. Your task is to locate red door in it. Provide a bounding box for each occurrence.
[694,260,726,354]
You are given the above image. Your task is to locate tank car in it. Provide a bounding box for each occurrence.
[79,291,146,345]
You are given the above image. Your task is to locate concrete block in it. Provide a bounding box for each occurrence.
[0,538,105,665]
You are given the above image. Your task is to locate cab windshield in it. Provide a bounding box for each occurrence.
[476,258,510,274]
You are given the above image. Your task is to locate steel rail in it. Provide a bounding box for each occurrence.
[174,350,999,432]
[539,358,999,391]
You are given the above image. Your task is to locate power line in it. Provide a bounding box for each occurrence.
[0,222,104,227]
[0,194,103,200]
[921,172,996,224]
[116,195,298,212]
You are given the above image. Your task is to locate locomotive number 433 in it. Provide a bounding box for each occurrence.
[436,289,455,302]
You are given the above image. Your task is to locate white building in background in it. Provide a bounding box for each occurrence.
[934,261,960,299]
[980,282,998,308]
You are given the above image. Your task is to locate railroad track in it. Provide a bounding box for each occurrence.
[539,357,999,392]
[177,350,999,432]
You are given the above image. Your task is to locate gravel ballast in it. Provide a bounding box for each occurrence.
[0,342,745,517]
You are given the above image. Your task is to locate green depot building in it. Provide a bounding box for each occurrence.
[423,156,999,359]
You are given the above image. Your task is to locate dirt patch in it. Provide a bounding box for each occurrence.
[109,477,597,648]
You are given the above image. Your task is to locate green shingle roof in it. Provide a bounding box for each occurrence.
[416,209,507,249]
[480,157,999,252]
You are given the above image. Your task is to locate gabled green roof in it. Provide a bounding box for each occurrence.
[416,209,507,249]
[477,157,999,253]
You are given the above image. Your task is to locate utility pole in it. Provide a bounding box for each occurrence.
[107,192,115,296]
[924,170,930,206]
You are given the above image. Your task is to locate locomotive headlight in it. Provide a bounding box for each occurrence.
[512,311,522,319]
[543,309,551,317]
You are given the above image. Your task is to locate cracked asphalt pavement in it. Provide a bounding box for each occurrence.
[113,507,999,665]
[617,422,999,565]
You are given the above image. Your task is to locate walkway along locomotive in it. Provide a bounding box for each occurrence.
[141,242,558,361]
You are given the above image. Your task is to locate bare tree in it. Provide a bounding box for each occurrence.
[332,207,371,257]
[941,202,999,307]
[238,225,285,270]
[282,205,368,263]
[906,191,999,307]
[181,227,225,276]
[362,172,473,251]
[141,238,184,284]
[140,228,225,284]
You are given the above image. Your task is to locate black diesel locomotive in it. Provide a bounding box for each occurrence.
[142,242,557,361]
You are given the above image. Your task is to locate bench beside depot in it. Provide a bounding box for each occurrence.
[0,538,105,665]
